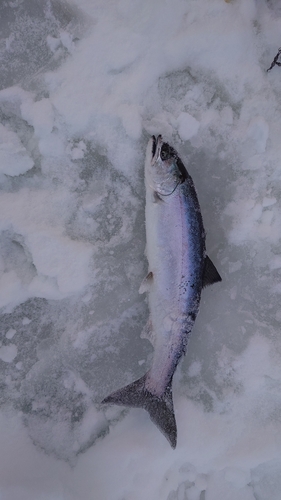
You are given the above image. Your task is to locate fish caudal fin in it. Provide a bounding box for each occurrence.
[101,374,177,448]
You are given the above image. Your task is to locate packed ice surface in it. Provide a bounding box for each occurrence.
[1,0,281,498]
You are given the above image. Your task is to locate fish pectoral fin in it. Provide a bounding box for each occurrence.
[139,271,153,294]
[202,255,222,287]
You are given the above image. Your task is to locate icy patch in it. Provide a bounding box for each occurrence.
[5,328,16,339]
[21,361,109,462]
[143,112,175,137]
[22,317,31,325]
[251,460,281,500]
[224,193,281,246]
[26,231,93,295]
[0,344,17,363]
[246,116,269,154]
[0,123,34,176]
[21,98,54,138]
[229,261,242,273]
[205,470,255,500]
[0,271,23,310]
[0,188,94,310]
[188,361,202,378]
[177,112,200,141]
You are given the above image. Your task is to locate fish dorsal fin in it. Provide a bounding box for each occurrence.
[139,271,153,294]
[202,256,222,288]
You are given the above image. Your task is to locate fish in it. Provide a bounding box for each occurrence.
[101,135,221,448]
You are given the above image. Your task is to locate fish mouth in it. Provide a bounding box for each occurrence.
[151,135,163,164]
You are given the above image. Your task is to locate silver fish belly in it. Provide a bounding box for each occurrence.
[144,154,205,396]
[102,135,221,448]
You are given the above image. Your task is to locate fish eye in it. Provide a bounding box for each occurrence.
[160,143,171,161]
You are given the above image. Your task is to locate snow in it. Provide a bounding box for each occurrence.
[0,0,281,498]
[0,344,17,363]
[0,123,34,176]
[22,318,31,326]
[6,328,16,340]
[177,112,200,141]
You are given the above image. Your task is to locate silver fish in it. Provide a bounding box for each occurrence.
[102,135,221,448]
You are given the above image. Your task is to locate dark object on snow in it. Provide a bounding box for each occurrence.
[267,48,281,72]
[101,136,222,449]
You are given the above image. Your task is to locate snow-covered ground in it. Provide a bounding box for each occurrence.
[1,0,281,498]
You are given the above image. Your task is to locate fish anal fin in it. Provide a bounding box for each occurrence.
[101,373,177,448]
[203,255,222,287]
[139,271,153,294]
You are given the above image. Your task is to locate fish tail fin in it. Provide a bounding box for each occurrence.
[101,373,177,448]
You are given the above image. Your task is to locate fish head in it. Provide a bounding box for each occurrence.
[145,135,187,196]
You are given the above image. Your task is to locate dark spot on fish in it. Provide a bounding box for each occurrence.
[189,312,196,321]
